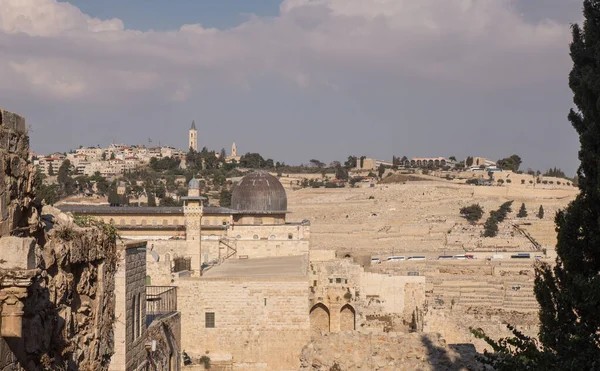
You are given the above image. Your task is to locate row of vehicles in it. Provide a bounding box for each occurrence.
[371,254,476,264]
[372,253,539,264]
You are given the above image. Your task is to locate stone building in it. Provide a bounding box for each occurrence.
[225,142,241,163]
[59,172,311,273]
[111,240,181,371]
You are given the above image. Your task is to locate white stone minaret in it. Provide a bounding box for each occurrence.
[231,142,237,157]
[189,121,198,151]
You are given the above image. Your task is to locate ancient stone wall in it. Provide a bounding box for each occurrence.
[0,108,118,371]
[176,276,310,371]
[299,332,478,371]
[145,312,181,371]
[0,108,35,237]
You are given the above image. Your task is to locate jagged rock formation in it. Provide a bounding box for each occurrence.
[0,108,118,370]
[298,332,479,371]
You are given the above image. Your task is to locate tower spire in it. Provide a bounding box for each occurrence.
[191,120,197,130]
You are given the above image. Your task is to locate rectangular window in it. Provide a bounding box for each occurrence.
[205,312,215,328]
[336,278,342,284]
[345,279,348,284]
[313,280,317,287]
[329,279,333,284]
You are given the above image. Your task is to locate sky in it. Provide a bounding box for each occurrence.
[0,0,585,175]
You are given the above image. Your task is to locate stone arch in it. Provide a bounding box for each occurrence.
[163,219,169,226]
[131,219,136,226]
[340,304,356,331]
[141,219,147,226]
[269,235,276,240]
[120,219,126,226]
[253,235,259,240]
[310,303,330,332]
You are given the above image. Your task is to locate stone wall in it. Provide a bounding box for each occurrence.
[145,312,181,371]
[0,108,118,371]
[299,331,478,371]
[309,259,426,333]
[0,108,35,237]
[176,276,310,371]
[111,241,147,371]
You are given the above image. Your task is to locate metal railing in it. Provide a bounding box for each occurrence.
[146,286,177,326]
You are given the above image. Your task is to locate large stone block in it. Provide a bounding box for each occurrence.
[0,236,36,269]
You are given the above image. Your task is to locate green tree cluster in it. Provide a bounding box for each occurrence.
[459,204,484,224]
[496,154,522,172]
[482,201,513,237]
[543,167,567,178]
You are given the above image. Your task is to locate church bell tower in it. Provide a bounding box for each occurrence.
[189,121,198,151]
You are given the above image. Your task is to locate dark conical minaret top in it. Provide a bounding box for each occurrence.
[191,120,197,130]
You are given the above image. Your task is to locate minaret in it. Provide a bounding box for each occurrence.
[231,142,237,157]
[189,121,198,151]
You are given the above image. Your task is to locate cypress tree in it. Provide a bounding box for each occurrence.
[533,3,600,367]
[472,3,600,368]
[538,205,544,219]
[517,203,528,218]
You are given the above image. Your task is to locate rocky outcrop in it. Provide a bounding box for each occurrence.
[298,332,479,371]
[0,108,118,370]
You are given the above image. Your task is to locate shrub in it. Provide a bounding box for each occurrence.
[460,204,484,224]
[343,291,352,300]
[498,179,505,185]
[542,180,548,184]
[537,205,544,219]
[529,180,533,184]
[466,178,479,185]
[199,355,211,370]
[368,195,375,200]
[506,179,512,183]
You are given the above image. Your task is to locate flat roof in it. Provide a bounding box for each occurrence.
[57,205,289,216]
[202,255,308,278]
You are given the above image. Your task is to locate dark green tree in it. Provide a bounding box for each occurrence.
[377,164,385,178]
[239,153,265,168]
[475,4,600,368]
[47,164,55,176]
[335,164,348,180]
[343,156,357,169]
[517,203,528,218]
[537,205,544,219]
[459,204,484,224]
[497,154,522,172]
[465,156,474,167]
[57,160,75,196]
[219,189,232,207]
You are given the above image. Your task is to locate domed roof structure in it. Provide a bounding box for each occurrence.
[231,172,287,213]
[188,177,200,190]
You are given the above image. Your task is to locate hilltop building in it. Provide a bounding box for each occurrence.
[189,121,198,152]
[225,142,241,163]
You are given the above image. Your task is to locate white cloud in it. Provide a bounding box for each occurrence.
[0,0,572,102]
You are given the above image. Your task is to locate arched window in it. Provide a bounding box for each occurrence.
[288,233,293,240]
[141,219,147,226]
[120,219,126,226]
[131,295,136,341]
[253,235,259,240]
[136,293,141,339]
[269,235,276,240]
[163,219,169,226]
[152,220,157,226]
[131,219,136,226]
[173,219,179,226]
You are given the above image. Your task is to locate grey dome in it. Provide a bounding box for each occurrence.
[188,177,200,189]
[231,172,287,213]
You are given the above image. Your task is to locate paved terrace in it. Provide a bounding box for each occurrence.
[202,255,308,278]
